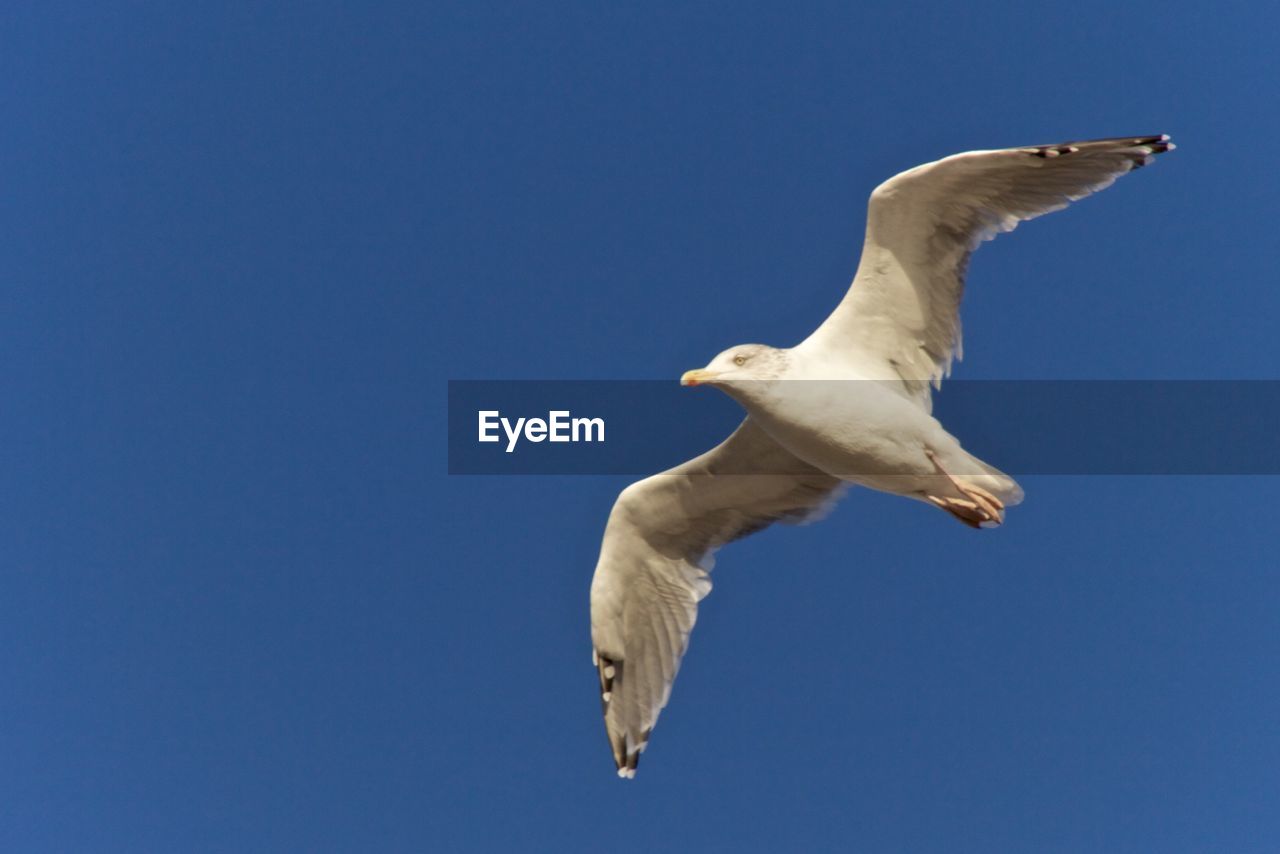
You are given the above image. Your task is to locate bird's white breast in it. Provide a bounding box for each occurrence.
[733,356,960,489]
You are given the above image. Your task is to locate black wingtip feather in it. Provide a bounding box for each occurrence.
[1023,135,1175,169]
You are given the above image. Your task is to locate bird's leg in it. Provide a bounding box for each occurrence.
[923,449,1005,527]
[923,494,983,529]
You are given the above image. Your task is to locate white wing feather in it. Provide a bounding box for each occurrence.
[800,136,1175,409]
[589,419,842,777]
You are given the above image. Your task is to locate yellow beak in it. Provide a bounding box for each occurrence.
[680,369,719,387]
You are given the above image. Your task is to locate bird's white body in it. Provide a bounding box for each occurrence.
[731,370,1020,505]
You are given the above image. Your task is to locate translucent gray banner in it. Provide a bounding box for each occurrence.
[447,380,1280,475]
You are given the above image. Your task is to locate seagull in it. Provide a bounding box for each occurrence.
[588,136,1175,778]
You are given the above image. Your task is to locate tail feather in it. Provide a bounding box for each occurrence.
[966,453,1023,507]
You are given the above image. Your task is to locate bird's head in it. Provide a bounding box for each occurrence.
[680,344,788,390]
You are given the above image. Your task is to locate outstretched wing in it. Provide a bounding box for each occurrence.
[588,419,843,778]
[801,135,1175,408]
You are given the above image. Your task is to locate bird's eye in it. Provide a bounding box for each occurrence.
[733,354,747,366]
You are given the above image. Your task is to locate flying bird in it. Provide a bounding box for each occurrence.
[588,136,1175,778]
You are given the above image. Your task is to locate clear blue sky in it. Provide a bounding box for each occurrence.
[4,2,1278,851]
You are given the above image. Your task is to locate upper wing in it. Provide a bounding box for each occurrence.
[800,135,1175,409]
[588,418,843,778]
